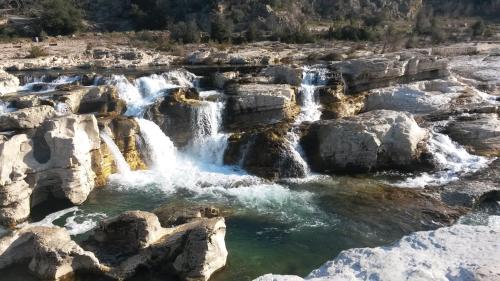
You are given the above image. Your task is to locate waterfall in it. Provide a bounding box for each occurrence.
[187,100,228,165]
[282,66,331,177]
[100,132,131,174]
[107,70,199,117]
[398,132,490,187]
[136,118,177,173]
[21,75,81,93]
[295,66,329,124]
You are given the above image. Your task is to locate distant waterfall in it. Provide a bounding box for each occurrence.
[187,100,228,165]
[100,132,131,174]
[398,132,490,187]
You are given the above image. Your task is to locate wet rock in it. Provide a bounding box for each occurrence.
[225,84,299,130]
[0,226,101,280]
[0,71,19,95]
[318,86,365,119]
[225,125,307,179]
[434,159,500,208]
[332,52,449,94]
[0,106,56,131]
[154,203,222,227]
[443,113,500,157]
[98,116,147,172]
[77,86,127,116]
[145,88,202,147]
[302,110,430,173]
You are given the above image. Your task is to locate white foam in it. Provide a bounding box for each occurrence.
[20,75,81,93]
[255,217,500,281]
[295,66,328,124]
[396,132,491,188]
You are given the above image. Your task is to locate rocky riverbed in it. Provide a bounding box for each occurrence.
[0,40,499,281]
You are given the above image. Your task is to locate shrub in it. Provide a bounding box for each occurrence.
[39,0,83,35]
[171,20,201,43]
[26,46,49,58]
[471,20,486,37]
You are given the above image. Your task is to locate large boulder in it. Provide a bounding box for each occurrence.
[224,126,308,179]
[0,114,101,226]
[302,110,430,173]
[0,71,19,95]
[145,87,203,147]
[0,106,56,131]
[225,84,299,130]
[364,79,486,114]
[83,211,228,281]
[332,52,449,94]
[0,226,101,280]
[443,114,500,157]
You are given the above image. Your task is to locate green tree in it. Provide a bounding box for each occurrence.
[211,16,233,42]
[39,0,83,35]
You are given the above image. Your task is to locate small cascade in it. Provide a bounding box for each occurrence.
[21,75,81,93]
[100,132,131,174]
[0,100,15,115]
[136,118,177,173]
[398,132,490,187]
[282,66,330,177]
[295,66,329,124]
[188,100,228,165]
[107,70,199,117]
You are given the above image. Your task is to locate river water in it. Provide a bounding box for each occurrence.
[3,67,497,281]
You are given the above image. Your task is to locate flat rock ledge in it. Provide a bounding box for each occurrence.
[254,219,500,281]
[0,210,228,281]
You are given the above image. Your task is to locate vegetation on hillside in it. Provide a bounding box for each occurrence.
[0,0,497,45]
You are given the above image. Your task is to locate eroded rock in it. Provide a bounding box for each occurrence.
[0,106,56,131]
[302,110,430,173]
[0,71,19,96]
[225,84,299,130]
[443,113,500,157]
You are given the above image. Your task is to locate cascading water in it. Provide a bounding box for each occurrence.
[20,75,81,93]
[398,132,490,187]
[295,66,329,124]
[136,118,177,174]
[187,99,228,165]
[100,132,132,174]
[106,70,199,116]
[283,66,331,177]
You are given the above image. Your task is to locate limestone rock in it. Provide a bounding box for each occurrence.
[0,71,19,95]
[173,218,228,281]
[0,226,100,280]
[225,84,299,129]
[302,110,430,173]
[0,114,101,226]
[443,114,500,157]
[89,211,165,254]
[225,127,307,179]
[154,203,222,227]
[317,86,365,119]
[98,116,147,171]
[0,106,56,131]
[145,88,203,147]
[77,86,127,116]
[331,52,449,94]
[261,65,302,86]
